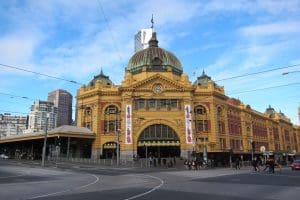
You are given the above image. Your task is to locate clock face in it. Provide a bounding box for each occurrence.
[154,84,162,93]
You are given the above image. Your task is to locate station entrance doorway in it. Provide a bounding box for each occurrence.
[137,124,180,158]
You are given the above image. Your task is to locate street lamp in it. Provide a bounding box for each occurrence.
[41,113,50,167]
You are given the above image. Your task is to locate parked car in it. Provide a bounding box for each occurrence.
[0,154,9,159]
[291,160,300,170]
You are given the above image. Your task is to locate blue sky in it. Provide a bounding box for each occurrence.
[0,0,300,124]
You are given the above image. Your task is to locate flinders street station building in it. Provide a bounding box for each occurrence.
[1,31,299,164]
[76,31,300,162]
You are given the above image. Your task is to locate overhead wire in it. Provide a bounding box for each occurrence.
[0,92,38,101]
[96,0,124,64]
[0,92,78,110]
[228,82,300,95]
[0,110,29,115]
[0,63,83,85]
[215,63,300,82]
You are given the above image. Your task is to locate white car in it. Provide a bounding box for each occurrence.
[0,154,9,159]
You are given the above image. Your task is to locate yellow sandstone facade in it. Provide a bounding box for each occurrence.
[76,32,300,161]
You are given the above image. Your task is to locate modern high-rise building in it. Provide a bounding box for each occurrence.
[0,113,27,137]
[27,101,57,133]
[134,28,152,52]
[48,89,73,127]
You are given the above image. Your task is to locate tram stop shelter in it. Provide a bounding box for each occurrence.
[0,125,95,160]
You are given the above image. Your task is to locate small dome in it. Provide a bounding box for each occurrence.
[265,105,275,115]
[89,69,113,86]
[193,70,212,86]
[126,32,183,75]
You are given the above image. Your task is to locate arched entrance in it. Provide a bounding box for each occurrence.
[137,124,180,158]
[102,142,117,159]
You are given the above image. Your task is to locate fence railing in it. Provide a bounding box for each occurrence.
[46,156,182,168]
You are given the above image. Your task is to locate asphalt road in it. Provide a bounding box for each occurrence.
[0,160,300,200]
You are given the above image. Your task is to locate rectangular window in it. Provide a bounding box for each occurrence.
[159,99,167,109]
[148,99,156,109]
[219,138,226,149]
[104,120,116,132]
[137,99,145,109]
[196,120,208,132]
[170,99,178,108]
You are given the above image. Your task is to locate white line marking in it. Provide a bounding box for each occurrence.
[27,174,99,199]
[124,174,164,200]
[251,172,300,178]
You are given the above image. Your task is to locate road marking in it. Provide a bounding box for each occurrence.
[250,172,300,178]
[27,174,99,199]
[124,174,164,200]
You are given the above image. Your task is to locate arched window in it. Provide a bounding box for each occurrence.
[104,105,119,133]
[194,105,207,115]
[85,107,92,116]
[194,105,208,132]
[217,106,225,134]
[83,107,92,129]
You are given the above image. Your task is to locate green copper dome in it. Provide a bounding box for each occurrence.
[126,32,183,75]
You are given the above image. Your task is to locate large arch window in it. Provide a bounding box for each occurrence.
[138,124,179,141]
[104,105,119,133]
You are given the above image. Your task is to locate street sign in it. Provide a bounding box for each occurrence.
[260,146,266,152]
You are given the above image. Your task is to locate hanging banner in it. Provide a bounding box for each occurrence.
[185,104,193,144]
[125,104,132,144]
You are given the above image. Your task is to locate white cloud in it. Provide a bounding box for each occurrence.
[240,21,300,37]
[0,30,43,67]
[201,0,300,15]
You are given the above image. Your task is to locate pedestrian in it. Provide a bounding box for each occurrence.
[184,159,188,170]
[252,157,258,171]
[153,157,157,167]
[162,158,167,168]
[269,158,275,173]
[149,156,153,167]
[235,157,241,170]
[188,160,192,170]
[276,159,282,173]
[192,160,196,170]
[158,157,161,167]
[263,158,270,172]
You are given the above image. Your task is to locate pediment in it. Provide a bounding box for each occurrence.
[129,74,188,92]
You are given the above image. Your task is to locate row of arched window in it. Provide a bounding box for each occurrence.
[81,104,217,134]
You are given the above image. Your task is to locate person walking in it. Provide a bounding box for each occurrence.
[263,158,270,172]
[269,158,275,174]
[252,157,258,172]
[235,157,241,170]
